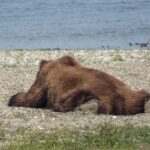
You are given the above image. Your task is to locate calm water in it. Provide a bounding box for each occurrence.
[0,0,150,49]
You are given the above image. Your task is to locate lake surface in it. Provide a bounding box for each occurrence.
[0,0,150,49]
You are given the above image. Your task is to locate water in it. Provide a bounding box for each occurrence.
[0,0,150,49]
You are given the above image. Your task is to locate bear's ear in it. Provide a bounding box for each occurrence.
[59,55,80,67]
[39,60,49,70]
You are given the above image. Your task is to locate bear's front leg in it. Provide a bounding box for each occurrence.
[52,89,94,112]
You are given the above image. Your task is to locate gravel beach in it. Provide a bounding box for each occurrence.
[0,50,150,145]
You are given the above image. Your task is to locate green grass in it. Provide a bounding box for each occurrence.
[112,52,123,61]
[2,124,150,150]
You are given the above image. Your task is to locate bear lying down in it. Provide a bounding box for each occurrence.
[8,56,150,115]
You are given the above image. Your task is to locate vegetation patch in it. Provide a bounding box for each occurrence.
[112,51,123,61]
[2,124,150,150]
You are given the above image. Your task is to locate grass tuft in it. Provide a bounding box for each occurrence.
[112,52,123,61]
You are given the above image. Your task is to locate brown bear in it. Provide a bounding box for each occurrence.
[8,55,150,115]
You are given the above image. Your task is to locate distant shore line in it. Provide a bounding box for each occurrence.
[0,48,150,51]
[0,49,150,67]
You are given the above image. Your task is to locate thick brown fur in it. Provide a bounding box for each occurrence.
[8,56,150,115]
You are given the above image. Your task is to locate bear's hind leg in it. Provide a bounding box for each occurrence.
[96,95,113,115]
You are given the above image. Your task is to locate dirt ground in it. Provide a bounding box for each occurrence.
[0,50,150,145]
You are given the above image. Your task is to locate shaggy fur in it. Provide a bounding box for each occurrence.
[8,56,150,115]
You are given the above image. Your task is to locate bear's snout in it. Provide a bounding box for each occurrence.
[8,93,18,106]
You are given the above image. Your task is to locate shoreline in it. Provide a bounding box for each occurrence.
[0,49,150,67]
